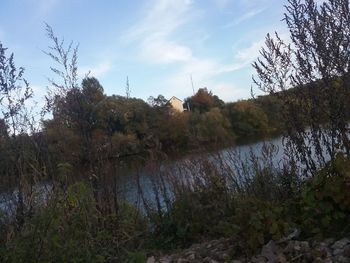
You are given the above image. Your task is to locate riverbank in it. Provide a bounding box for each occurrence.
[1,152,349,262]
[146,236,350,262]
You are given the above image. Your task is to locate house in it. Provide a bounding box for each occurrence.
[168,96,184,112]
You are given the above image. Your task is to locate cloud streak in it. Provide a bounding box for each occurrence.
[122,0,195,64]
[78,62,112,78]
[120,0,267,100]
[223,8,265,29]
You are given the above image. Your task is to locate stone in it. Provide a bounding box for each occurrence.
[272,254,287,263]
[332,238,349,250]
[312,257,325,263]
[335,255,350,263]
[222,252,229,260]
[300,241,310,252]
[324,238,335,246]
[344,244,350,258]
[203,257,218,263]
[250,256,267,263]
[198,247,209,258]
[261,240,279,262]
[294,243,301,252]
[333,248,344,256]
[152,236,350,263]
[304,252,314,262]
[315,244,332,259]
[159,259,171,263]
[284,241,295,254]
[187,253,195,260]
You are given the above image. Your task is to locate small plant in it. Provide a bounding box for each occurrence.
[300,154,350,238]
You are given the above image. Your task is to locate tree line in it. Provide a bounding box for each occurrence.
[1,0,350,261]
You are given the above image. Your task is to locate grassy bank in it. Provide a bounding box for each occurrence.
[1,149,349,262]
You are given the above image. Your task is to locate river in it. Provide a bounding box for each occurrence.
[116,135,286,210]
[0,132,329,216]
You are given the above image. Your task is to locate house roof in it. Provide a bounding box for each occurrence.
[168,96,183,102]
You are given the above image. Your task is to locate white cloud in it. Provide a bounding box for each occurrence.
[223,8,265,28]
[235,39,265,63]
[209,82,248,100]
[163,56,247,100]
[172,39,266,86]
[212,0,231,9]
[141,38,193,64]
[163,36,270,100]
[122,0,195,64]
[121,0,272,101]
[123,0,193,40]
[78,62,112,78]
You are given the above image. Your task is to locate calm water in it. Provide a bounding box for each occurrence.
[0,132,332,215]
[116,135,286,208]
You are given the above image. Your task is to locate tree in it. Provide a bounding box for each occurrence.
[0,41,37,227]
[226,100,269,139]
[147,95,168,108]
[184,88,224,113]
[253,0,350,175]
[0,42,33,136]
[43,23,79,115]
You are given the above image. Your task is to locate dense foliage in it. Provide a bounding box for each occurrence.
[1,0,350,262]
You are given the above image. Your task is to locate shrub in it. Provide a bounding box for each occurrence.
[226,198,293,255]
[1,182,148,263]
[300,154,350,238]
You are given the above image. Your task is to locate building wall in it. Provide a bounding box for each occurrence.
[169,97,184,112]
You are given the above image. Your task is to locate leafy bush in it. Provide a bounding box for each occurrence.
[300,154,350,238]
[226,198,292,255]
[1,183,148,263]
[148,165,293,255]
[149,173,230,249]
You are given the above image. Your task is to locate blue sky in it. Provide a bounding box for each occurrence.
[0,0,288,104]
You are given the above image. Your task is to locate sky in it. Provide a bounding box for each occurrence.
[0,0,289,105]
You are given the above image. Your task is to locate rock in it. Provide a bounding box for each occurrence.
[202,257,218,263]
[300,241,310,252]
[153,236,349,263]
[294,242,301,252]
[221,252,229,260]
[274,254,288,263]
[315,243,332,259]
[333,248,344,256]
[324,238,335,246]
[335,255,350,263]
[344,244,350,258]
[159,258,171,263]
[250,255,267,263]
[331,238,349,250]
[283,241,295,254]
[147,256,156,263]
[304,252,314,262]
[278,228,300,243]
[312,257,324,263]
[187,253,195,260]
[261,240,279,262]
[198,249,209,258]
